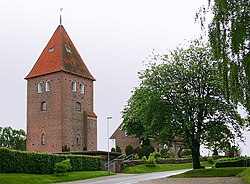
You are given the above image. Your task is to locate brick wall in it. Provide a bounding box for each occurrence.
[26,71,97,153]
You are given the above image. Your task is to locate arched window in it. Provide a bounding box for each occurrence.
[76,134,80,145]
[38,82,43,93]
[71,81,76,92]
[75,102,81,112]
[79,83,85,94]
[45,80,51,92]
[41,101,47,111]
[41,133,45,145]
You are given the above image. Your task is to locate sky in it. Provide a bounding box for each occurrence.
[0,0,249,155]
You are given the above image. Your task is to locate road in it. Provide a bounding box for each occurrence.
[59,169,191,184]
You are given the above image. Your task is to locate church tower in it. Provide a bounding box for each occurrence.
[25,23,97,153]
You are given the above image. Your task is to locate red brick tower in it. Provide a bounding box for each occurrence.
[25,23,97,153]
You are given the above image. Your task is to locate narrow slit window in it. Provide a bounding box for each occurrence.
[76,134,80,145]
[45,80,51,92]
[41,133,45,145]
[41,101,47,111]
[38,82,43,93]
[79,83,85,94]
[75,102,81,112]
[71,81,76,92]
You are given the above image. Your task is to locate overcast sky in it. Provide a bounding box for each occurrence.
[0,0,249,155]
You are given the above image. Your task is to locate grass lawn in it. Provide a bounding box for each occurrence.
[169,167,246,178]
[122,161,212,174]
[237,167,250,184]
[0,171,114,184]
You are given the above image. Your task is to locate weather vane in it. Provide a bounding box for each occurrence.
[60,8,63,25]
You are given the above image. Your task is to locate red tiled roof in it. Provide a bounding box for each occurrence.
[25,25,95,80]
[85,110,97,118]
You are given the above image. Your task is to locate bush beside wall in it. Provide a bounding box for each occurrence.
[215,158,250,168]
[0,147,101,174]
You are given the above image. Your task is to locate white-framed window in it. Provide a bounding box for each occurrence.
[79,83,85,94]
[38,82,43,93]
[41,101,47,111]
[41,133,45,145]
[45,80,51,92]
[71,81,76,92]
[75,102,81,112]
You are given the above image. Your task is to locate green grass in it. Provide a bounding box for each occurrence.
[122,161,212,174]
[169,167,246,178]
[0,171,114,184]
[237,167,250,184]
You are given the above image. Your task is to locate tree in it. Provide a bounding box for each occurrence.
[196,0,250,111]
[122,40,245,169]
[115,145,121,153]
[0,126,26,151]
[125,144,134,156]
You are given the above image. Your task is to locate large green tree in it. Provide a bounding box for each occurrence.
[122,40,245,169]
[197,0,250,110]
[0,126,26,151]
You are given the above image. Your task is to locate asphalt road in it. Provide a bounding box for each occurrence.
[59,169,191,184]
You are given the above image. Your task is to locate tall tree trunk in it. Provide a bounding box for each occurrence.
[191,143,202,169]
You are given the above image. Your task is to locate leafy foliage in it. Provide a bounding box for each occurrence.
[215,158,250,168]
[54,159,72,174]
[196,0,250,111]
[180,149,192,157]
[0,147,101,174]
[0,126,26,151]
[122,40,245,169]
[125,144,134,156]
[145,153,156,167]
[115,145,121,153]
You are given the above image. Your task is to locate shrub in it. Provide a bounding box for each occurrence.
[133,154,139,160]
[153,152,161,159]
[180,149,192,157]
[54,159,72,174]
[146,153,156,167]
[111,148,116,152]
[142,156,147,161]
[125,145,134,156]
[116,145,121,153]
[207,157,214,164]
[0,147,101,174]
[215,158,250,168]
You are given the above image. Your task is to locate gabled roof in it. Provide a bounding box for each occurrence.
[25,25,95,80]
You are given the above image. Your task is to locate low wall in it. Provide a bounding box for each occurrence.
[121,157,207,170]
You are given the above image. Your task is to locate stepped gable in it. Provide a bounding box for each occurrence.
[25,25,95,80]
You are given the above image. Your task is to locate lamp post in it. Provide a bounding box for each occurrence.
[107,116,112,174]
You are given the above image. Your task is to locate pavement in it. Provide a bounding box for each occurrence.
[59,169,191,184]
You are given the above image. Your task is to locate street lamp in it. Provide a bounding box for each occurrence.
[107,116,112,174]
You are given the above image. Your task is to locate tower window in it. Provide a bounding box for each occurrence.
[38,82,43,93]
[71,81,76,92]
[49,46,54,52]
[45,80,51,92]
[76,135,80,145]
[79,83,85,94]
[41,101,47,111]
[75,102,81,112]
[65,45,71,53]
[41,133,45,145]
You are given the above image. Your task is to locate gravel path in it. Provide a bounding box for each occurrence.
[137,177,245,184]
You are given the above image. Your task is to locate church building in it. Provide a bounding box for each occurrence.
[25,21,97,153]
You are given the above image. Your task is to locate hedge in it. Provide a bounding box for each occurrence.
[215,158,250,168]
[0,147,101,174]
